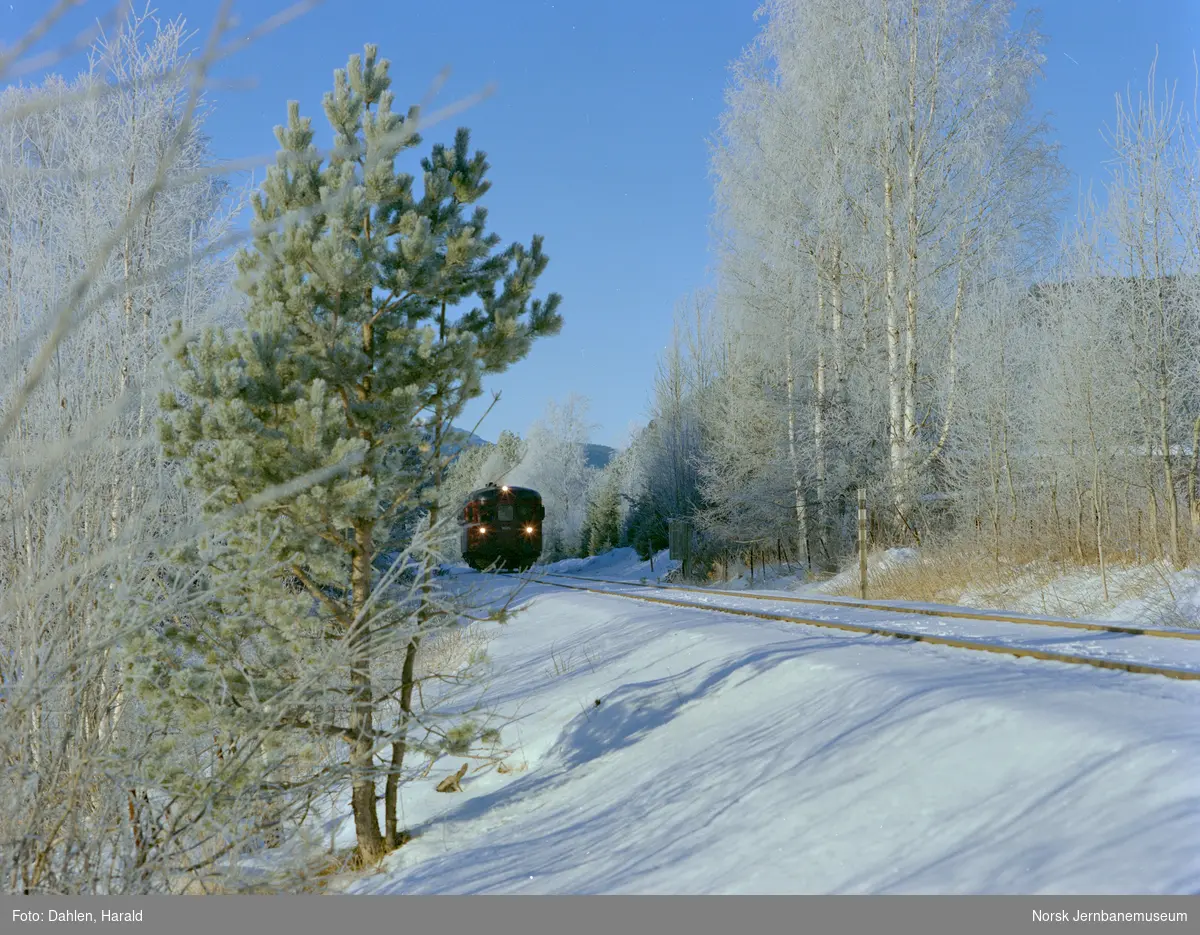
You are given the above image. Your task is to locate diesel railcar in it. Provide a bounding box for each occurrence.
[460,483,545,571]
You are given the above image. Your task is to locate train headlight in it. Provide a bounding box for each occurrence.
[524,525,534,534]
[501,485,509,492]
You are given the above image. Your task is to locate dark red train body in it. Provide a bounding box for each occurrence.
[459,483,545,571]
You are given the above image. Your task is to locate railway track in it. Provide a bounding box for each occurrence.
[529,571,1200,683]
[540,571,1200,640]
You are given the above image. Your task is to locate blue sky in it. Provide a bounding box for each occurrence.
[7,0,1199,448]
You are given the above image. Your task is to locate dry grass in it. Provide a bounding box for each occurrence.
[823,545,1058,605]
[820,539,1199,626]
[545,640,600,678]
[288,844,399,893]
[415,624,494,679]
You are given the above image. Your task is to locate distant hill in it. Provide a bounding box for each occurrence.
[450,428,615,471]
[585,443,615,470]
[444,427,490,456]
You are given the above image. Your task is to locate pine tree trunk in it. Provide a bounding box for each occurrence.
[349,524,385,864]
[385,300,447,845]
[384,636,418,849]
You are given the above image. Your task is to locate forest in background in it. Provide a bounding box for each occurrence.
[522,0,1200,596]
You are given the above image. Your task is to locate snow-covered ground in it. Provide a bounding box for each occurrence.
[325,549,1200,894]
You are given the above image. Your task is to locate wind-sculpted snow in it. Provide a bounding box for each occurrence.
[334,556,1200,894]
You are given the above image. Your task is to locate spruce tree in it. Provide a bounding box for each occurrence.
[144,45,561,864]
[585,471,622,556]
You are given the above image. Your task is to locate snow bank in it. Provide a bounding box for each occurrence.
[335,575,1200,894]
[544,547,677,581]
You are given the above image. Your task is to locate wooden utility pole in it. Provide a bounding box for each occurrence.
[858,487,868,599]
[669,518,692,579]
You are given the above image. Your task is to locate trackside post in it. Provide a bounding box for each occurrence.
[669,518,692,579]
[858,487,868,599]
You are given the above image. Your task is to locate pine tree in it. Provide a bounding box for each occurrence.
[492,429,526,479]
[144,45,561,864]
[585,470,622,556]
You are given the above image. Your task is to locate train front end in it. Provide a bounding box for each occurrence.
[460,483,544,571]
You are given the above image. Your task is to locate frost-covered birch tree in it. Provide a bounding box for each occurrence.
[509,396,592,560]
[706,0,1062,559]
[1097,56,1200,567]
[0,10,248,893]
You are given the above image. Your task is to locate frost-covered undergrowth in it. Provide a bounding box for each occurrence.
[312,550,1200,894]
[611,540,1200,630]
[950,562,1200,628]
[809,548,1200,629]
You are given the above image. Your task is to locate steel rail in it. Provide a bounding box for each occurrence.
[539,571,1200,642]
[532,574,1200,683]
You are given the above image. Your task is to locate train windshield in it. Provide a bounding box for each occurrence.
[463,493,541,525]
[464,502,497,523]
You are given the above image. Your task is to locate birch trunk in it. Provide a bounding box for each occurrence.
[814,278,828,566]
[1188,415,1200,535]
[785,341,809,566]
[903,0,921,495]
[884,162,906,526]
